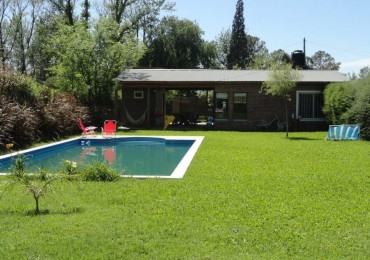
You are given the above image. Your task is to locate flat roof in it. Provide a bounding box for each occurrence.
[117,69,349,83]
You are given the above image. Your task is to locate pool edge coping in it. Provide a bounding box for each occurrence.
[0,135,204,179]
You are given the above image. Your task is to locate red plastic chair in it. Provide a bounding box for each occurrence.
[101,120,117,137]
[77,118,97,135]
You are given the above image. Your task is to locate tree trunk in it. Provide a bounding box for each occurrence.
[285,98,289,138]
[34,195,39,214]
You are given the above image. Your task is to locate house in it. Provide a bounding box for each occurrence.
[115,69,348,131]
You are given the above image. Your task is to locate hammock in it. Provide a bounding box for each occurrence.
[125,106,148,126]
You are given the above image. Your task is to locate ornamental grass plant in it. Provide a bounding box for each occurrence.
[0,131,369,259]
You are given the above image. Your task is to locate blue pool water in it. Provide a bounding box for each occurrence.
[0,137,199,177]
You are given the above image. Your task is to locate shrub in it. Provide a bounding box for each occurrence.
[0,97,40,150]
[0,155,78,214]
[347,85,370,140]
[81,161,120,182]
[37,93,89,139]
[323,82,356,124]
[0,70,37,105]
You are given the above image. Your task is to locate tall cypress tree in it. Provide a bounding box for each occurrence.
[227,0,248,69]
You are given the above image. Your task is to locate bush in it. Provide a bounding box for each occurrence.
[0,97,40,150]
[347,85,370,140]
[0,70,37,105]
[81,161,120,182]
[323,82,356,124]
[37,93,89,140]
[323,77,370,140]
[0,70,90,152]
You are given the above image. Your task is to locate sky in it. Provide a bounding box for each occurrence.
[165,0,370,75]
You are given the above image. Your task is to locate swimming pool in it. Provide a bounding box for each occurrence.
[0,136,204,179]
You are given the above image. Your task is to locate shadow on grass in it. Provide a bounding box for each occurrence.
[0,207,84,216]
[26,207,85,216]
[288,137,322,141]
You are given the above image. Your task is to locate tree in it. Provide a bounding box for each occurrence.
[81,0,90,24]
[214,28,231,68]
[50,19,144,105]
[200,41,219,69]
[227,0,248,69]
[270,49,291,65]
[358,65,370,79]
[47,0,76,26]
[261,63,301,137]
[307,50,341,70]
[140,16,213,69]
[0,0,13,65]
[98,0,174,41]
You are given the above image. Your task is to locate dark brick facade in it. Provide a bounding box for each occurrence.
[119,81,329,131]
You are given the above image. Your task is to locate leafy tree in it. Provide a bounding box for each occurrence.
[81,0,90,24]
[270,49,291,65]
[261,63,301,137]
[306,50,341,70]
[227,0,248,69]
[140,16,213,69]
[216,27,267,69]
[47,0,76,26]
[50,19,144,105]
[200,41,219,69]
[250,49,289,70]
[0,0,13,65]
[358,65,370,80]
[9,0,41,74]
[214,28,231,68]
[98,0,174,41]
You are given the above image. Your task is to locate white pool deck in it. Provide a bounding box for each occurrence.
[0,135,204,179]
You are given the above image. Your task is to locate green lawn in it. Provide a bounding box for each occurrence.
[0,131,369,259]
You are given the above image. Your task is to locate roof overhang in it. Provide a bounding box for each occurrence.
[116,69,349,84]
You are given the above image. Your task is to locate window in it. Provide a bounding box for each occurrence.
[296,91,324,121]
[233,92,247,120]
[134,91,144,99]
[215,92,228,119]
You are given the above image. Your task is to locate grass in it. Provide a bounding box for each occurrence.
[0,131,369,259]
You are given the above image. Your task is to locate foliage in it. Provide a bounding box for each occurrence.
[347,82,370,140]
[49,19,144,105]
[214,28,231,68]
[0,70,89,152]
[250,49,291,69]
[0,70,37,105]
[306,50,341,70]
[323,77,370,140]
[99,0,175,42]
[358,65,370,79]
[270,49,292,65]
[81,161,120,182]
[37,93,89,140]
[262,63,301,137]
[64,160,80,176]
[0,155,66,214]
[0,96,40,149]
[0,131,369,258]
[323,82,356,124]
[227,0,249,69]
[140,16,213,69]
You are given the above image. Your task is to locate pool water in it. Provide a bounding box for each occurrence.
[0,137,203,178]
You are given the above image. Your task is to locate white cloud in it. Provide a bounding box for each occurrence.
[340,58,370,74]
